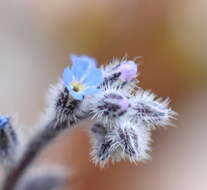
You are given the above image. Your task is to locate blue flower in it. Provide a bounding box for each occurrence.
[63,54,104,100]
[0,115,9,129]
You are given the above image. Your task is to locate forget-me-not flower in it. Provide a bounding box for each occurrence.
[63,54,104,100]
[0,115,9,129]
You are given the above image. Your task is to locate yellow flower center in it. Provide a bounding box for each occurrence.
[71,81,84,92]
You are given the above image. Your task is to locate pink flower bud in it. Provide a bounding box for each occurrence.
[118,97,129,111]
[118,61,137,81]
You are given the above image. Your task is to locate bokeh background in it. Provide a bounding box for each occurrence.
[0,0,207,189]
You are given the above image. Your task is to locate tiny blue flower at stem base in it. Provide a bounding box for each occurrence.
[0,116,9,129]
[63,54,104,100]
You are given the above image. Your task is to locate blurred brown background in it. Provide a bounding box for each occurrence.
[0,0,207,189]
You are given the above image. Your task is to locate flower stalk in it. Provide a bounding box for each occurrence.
[3,119,67,190]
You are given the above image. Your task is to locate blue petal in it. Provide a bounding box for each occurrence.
[70,90,83,100]
[83,68,103,86]
[82,88,101,95]
[0,116,9,129]
[70,54,97,80]
[63,67,73,86]
[65,85,83,100]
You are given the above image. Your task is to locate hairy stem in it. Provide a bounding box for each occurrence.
[3,119,68,190]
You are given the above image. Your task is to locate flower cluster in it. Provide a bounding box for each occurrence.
[48,54,176,166]
[1,54,176,190]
